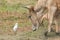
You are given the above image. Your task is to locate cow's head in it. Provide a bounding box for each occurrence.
[24,5,39,31]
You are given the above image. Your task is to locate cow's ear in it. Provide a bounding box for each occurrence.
[22,5,31,10]
[25,5,34,11]
[24,5,36,12]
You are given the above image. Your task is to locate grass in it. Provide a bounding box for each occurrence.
[0,0,37,33]
[0,0,60,40]
[0,0,49,35]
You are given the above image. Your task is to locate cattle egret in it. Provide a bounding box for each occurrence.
[13,23,18,32]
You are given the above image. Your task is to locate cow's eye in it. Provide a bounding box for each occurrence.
[28,15,31,18]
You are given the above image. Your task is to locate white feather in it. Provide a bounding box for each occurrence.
[13,23,18,32]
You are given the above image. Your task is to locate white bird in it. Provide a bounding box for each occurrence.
[13,23,18,32]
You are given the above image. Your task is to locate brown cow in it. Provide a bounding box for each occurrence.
[25,0,60,36]
[34,0,60,36]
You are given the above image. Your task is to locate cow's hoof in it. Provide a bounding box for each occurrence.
[44,31,48,36]
[56,32,60,35]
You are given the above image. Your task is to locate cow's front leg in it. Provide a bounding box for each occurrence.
[54,19,60,35]
[45,18,53,36]
[45,6,57,36]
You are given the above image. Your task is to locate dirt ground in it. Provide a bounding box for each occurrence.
[0,0,60,40]
[0,26,60,40]
[0,11,60,40]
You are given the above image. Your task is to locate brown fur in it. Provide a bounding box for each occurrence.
[27,0,60,33]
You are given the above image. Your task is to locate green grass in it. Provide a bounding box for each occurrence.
[0,0,37,11]
[0,0,49,34]
[0,0,50,33]
[0,0,37,27]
